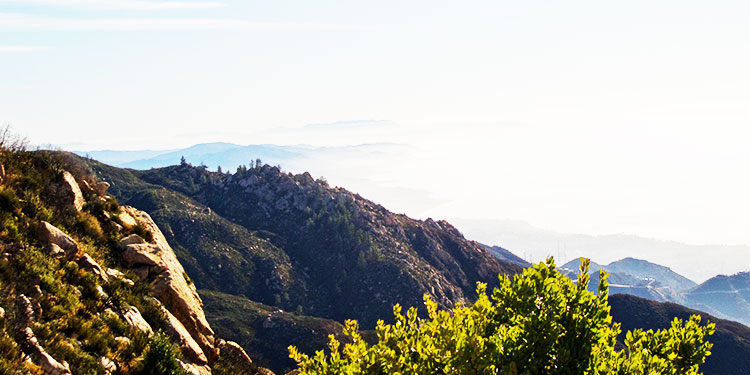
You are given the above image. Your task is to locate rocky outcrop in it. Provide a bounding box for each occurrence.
[158,303,208,364]
[15,295,71,375]
[106,268,134,286]
[18,327,72,375]
[99,356,117,374]
[94,181,110,196]
[57,170,85,211]
[119,206,218,364]
[37,221,78,256]
[216,339,256,371]
[121,306,153,335]
[180,361,213,375]
[77,253,109,283]
[117,209,139,229]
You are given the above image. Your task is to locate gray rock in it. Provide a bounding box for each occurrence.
[37,222,78,256]
[59,171,85,211]
[99,356,117,374]
[15,295,34,327]
[106,268,134,286]
[94,181,110,196]
[77,253,109,283]
[158,303,208,365]
[45,243,66,257]
[121,306,153,335]
[120,234,146,246]
[114,336,131,347]
[19,327,72,375]
[217,339,255,370]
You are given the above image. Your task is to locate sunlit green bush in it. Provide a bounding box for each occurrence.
[290,258,714,375]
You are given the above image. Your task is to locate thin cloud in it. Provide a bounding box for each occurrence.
[0,0,224,10]
[0,13,342,31]
[0,45,46,52]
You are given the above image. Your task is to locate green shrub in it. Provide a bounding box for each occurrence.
[139,331,184,375]
[0,187,20,214]
[75,212,104,241]
[132,223,154,243]
[290,258,715,375]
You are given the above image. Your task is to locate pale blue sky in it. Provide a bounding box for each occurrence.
[2,1,749,247]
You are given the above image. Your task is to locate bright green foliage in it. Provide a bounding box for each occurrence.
[139,331,184,375]
[289,258,714,375]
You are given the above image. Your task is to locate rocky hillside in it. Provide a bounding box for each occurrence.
[0,148,267,374]
[78,156,521,372]
[88,158,521,327]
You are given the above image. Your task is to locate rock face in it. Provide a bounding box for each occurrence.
[158,302,208,364]
[119,206,218,364]
[94,181,110,196]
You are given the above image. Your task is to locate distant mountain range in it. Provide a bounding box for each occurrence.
[561,257,696,292]
[451,218,750,283]
[75,142,406,172]
[70,152,749,374]
[686,272,750,326]
[479,240,750,327]
[532,254,749,327]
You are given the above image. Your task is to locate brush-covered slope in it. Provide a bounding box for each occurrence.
[0,149,264,374]
[88,159,521,327]
[199,290,367,373]
[610,294,750,375]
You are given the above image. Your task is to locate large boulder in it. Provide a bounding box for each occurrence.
[215,339,264,374]
[94,181,110,196]
[118,206,218,363]
[37,222,78,256]
[58,170,85,211]
[179,361,213,375]
[121,306,153,335]
[77,253,109,283]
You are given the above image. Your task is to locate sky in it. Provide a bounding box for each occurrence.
[2,1,749,249]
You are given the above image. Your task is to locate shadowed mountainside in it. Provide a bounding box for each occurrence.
[84,155,521,373]
[610,294,750,375]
